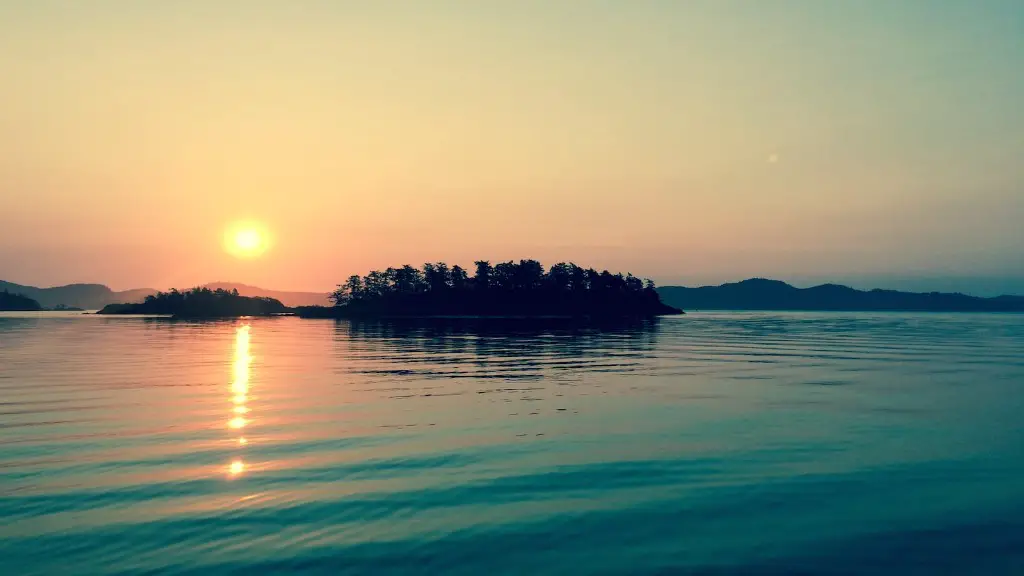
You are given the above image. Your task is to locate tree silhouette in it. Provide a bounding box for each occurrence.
[101,287,287,317]
[306,259,681,318]
[547,262,572,293]
[474,260,493,290]
[493,261,516,291]
[451,265,469,290]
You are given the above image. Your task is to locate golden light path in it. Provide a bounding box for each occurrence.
[228,323,251,477]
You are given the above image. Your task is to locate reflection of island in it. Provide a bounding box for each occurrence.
[97,288,288,318]
[332,317,662,382]
[299,260,682,318]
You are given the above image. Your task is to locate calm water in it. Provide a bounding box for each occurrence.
[2,312,1023,575]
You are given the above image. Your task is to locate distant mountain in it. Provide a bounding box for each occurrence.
[0,280,156,310]
[202,282,331,307]
[0,280,332,309]
[18,276,1021,313]
[657,278,1024,312]
[0,290,43,311]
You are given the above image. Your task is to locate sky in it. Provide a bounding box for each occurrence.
[1,0,1022,295]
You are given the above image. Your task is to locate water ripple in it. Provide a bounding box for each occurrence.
[1,312,1023,574]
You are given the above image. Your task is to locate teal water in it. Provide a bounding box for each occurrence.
[1,312,1023,575]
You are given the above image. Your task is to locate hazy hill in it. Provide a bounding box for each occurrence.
[658,278,1024,312]
[0,280,156,310]
[0,290,43,311]
[202,282,331,307]
[14,277,1021,313]
[0,280,330,309]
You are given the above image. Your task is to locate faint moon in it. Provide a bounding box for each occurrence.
[768,153,779,164]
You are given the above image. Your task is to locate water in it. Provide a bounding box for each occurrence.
[2,312,1023,575]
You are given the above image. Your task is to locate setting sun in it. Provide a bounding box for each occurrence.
[235,230,261,250]
[224,222,271,259]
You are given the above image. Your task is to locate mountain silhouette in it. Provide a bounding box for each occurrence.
[0,280,156,310]
[0,290,43,311]
[0,280,330,309]
[11,277,1022,313]
[657,278,1024,312]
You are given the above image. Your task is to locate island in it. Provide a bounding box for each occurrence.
[49,304,85,312]
[295,260,683,318]
[0,290,43,311]
[98,287,288,318]
[93,261,682,319]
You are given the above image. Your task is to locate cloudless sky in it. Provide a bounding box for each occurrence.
[1,1,1022,294]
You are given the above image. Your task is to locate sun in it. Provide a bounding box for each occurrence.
[224,222,271,258]
[235,229,261,251]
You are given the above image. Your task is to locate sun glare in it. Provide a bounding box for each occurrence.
[235,230,261,250]
[224,222,271,258]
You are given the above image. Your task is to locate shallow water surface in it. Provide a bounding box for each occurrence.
[2,312,1023,574]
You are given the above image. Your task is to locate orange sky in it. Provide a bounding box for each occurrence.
[1,2,1022,292]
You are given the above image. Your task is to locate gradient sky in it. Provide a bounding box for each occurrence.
[2,1,1022,294]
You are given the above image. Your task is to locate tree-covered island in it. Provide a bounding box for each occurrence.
[98,287,287,318]
[296,260,682,318]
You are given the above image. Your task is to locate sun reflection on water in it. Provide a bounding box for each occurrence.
[227,323,251,478]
